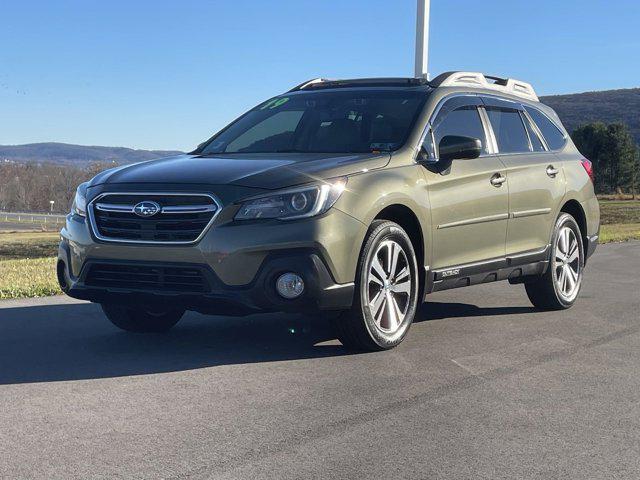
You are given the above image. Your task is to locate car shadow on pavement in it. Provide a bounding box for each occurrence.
[0,302,348,385]
[0,300,538,385]
[416,301,537,322]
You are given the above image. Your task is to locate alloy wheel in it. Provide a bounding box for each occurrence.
[553,226,581,301]
[366,240,412,334]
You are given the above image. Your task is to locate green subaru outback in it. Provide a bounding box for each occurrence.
[58,71,600,351]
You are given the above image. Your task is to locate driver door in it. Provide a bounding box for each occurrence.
[422,96,509,269]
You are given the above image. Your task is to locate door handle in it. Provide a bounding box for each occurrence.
[490,173,507,187]
[546,165,559,177]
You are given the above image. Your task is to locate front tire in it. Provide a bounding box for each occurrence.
[101,304,185,333]
[525,213,584,310]
[333,220,420,351]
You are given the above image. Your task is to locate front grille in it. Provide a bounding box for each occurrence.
[84,263,211,293]
[89,193,219,243]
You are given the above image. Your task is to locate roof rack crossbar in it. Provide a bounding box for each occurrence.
[429,71,539,101]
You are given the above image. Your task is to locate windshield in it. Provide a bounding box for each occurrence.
[198,89,428,155]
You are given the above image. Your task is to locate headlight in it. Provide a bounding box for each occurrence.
[71,182,89,217]
[235,177,348,221]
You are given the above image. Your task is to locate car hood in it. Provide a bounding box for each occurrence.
[89,152,391,190]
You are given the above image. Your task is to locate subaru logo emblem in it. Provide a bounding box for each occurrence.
[133,201,161,217]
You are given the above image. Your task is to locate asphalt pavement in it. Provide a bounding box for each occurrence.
[0,242,639,479]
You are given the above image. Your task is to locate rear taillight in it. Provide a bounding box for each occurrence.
[581,159,594,182]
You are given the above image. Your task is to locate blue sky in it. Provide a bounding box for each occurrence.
[1,0,639,151]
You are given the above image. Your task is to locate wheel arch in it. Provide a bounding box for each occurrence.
[373,205,424,262]
[372,204,426,297]
[339,168,432,289]
[559,199,589,263]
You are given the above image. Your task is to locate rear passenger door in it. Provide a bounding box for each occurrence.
[423,96,509,269]
[482,97,565,255]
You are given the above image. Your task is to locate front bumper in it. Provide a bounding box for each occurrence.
[58,243,354,315]
[57,208,363,315]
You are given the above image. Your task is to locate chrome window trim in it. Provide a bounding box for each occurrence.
[482,101,534,155]
[416,93,500,162]
[87,192,222,246]
[519,110,535,152]
[414,93,481,162]
[521,108,550,151]
[478,106,498,155]
[414,91,567,162]
[415,92,521,161]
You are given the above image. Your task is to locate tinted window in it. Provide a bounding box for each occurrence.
[433,106,487,154]
[226,111,304,153]
[525,106,566,150]
[485,107,530,153]
[199,90,427,154]
[522,113,545,151]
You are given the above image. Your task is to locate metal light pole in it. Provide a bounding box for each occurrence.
[414,0,431,79]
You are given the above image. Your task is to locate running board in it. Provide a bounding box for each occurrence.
[425,245,550,295]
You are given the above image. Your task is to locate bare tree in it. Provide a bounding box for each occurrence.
[0,162,113,213]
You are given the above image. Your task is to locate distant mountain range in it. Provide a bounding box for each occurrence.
[0,142,183,166]
[541,87,640,144]
[1,87,638,167]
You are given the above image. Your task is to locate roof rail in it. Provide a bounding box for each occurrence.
[288,78,328,92]
[429,71,539,102]
[288,77,429,92]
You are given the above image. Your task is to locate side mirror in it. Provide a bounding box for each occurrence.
[438,135,482,163]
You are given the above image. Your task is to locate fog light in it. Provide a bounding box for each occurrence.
[276,273,305,299]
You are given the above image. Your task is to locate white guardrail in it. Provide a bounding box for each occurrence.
[0,211,66,225]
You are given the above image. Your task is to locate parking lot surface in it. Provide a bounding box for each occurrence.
[0,242,638,479]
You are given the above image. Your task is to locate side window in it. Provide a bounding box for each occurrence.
[225,110,304,153]
[522,112,546,151]
[525,106,566,150]
[433,106,487,154]
[485,107,530,153]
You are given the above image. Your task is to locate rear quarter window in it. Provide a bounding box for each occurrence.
[522,113,545,152]
[525,106,567,150]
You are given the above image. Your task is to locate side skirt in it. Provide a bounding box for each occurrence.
[424,245,550,296]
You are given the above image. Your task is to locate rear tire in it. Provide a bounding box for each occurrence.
[101,304,184,333]
[525,213,584,310]
[332,220,420,351]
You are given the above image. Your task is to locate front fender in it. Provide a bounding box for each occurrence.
[334,165,433,266]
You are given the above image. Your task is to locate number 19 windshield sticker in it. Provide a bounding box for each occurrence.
[260,97,290,110]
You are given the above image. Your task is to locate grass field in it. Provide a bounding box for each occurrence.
[600,223,640,243]
[598,200,640,243]
[0,200,638,300]
[599,200,640,224]
[0,232,61,299]
[0,232,60,260]
[0,257,60,299]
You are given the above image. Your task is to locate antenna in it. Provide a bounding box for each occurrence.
[414,0,431,79]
